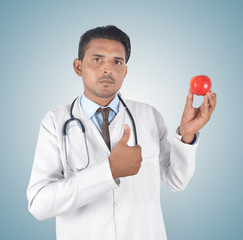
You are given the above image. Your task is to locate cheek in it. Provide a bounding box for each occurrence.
[81,72,96,88]
[82,66,97,80]
[120,68,127,79]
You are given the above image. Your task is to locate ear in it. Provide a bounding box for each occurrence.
[73,58,82,77]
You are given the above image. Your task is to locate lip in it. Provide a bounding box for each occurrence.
[99,79,114,84]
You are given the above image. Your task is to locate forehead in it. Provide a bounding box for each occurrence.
[85,38,126,57]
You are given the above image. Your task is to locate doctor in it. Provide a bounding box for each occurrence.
[27,25,217,240]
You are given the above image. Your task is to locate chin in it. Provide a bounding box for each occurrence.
[97,92,116,98]
[95,88,118,98]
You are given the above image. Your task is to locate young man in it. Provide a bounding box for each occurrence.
[27,25,216,240]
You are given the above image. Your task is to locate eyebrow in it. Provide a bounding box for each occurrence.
[92,54,124,62]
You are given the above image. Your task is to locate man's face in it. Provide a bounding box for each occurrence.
[74,38,127,104]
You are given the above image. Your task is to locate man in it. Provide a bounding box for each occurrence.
[27,25,217,240]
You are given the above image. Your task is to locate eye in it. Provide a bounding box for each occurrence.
[93,58,101,62]
[115,60,122,65]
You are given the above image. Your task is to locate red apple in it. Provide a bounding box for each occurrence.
[190,75,212,95]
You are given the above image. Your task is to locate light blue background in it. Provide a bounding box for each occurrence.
[1,0,242,239]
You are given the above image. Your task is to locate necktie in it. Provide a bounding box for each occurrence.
[97,107,111,150]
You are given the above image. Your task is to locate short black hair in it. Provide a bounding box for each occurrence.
[78,25,131,63]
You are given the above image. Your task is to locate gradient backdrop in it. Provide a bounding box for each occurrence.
[1,0,242,239]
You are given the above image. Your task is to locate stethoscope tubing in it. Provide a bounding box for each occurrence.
[63,93,137,172]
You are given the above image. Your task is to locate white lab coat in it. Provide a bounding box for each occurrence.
[27,94,199,240]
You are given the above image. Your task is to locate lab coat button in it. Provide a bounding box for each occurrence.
[115,202,121,209]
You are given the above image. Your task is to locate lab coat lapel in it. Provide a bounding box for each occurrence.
[108,102,126,150]
[109,96,135,149]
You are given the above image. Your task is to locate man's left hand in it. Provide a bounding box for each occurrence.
[179,89,217,144]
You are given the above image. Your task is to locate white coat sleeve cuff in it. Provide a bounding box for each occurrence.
[171,128,199,171]
[175,127,199,145]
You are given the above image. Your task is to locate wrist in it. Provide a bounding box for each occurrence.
[179,126,195,144]
[108,157,119,179]
[181,134,194,144]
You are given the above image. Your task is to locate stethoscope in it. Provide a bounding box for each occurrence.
[63,93,138,172]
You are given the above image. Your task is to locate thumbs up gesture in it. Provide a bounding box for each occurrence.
[109,125,142,179]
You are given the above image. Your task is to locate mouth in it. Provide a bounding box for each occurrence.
[99,78,114,84]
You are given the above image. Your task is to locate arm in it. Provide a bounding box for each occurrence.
[159,89,216,191]
[158,114,199,192]
[27,113,119,221]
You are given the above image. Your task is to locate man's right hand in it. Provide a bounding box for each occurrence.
[109,124,142,179]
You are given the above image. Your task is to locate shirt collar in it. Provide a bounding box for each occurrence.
[80,93,120,119]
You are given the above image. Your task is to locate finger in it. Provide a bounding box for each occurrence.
[212,92,217,109]
[134,144,142,152]
[206,91,213,106]
[202,93,210,115]
[208,91,217,113]
[185,88,194,107]
[119,124,131,145]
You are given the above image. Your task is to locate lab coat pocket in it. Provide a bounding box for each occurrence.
[133,156,160,200]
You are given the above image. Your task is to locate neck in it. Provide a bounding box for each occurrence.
[84,91,116,106]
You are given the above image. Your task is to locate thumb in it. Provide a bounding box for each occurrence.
[119,124,131,145]
[185,88,194,107]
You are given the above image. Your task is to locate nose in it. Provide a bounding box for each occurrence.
[102,61,113,75]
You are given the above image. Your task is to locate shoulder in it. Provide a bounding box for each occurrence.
[41,103,71,127]
[124,98,168,146]
[124,98,163,119]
